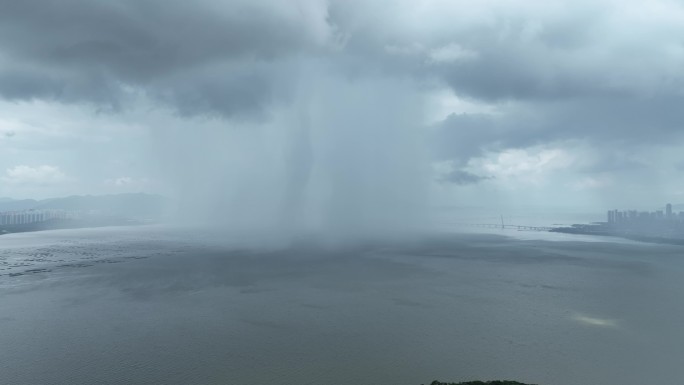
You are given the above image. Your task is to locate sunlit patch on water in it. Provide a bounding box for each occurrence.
[573,313,618,328]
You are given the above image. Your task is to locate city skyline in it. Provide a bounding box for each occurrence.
[607,203,684,224]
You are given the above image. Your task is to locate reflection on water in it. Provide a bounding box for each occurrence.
[1,226,683,385]
[572,314,619,328]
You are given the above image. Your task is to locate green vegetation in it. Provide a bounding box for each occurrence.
[424,381,537,385]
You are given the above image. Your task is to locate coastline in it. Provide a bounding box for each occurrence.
[0,218,147,237]
[550,225,684,246]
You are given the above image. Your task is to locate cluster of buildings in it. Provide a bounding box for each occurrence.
[607,204,684,225]
[554,203,684,239]
[0,209,81,226]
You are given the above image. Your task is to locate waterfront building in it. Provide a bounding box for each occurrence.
[0,209,80,226]
[604,204,684,227]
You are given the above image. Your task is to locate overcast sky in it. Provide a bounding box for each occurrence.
[2,0,684,219]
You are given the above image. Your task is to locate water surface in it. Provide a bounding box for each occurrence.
[1,226,683,385]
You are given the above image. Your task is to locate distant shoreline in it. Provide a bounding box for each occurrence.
[0,218,147,236]
[550,225,684,246]
[5,220,683,248]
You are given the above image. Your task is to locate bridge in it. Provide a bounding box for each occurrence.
[446,223,555,232]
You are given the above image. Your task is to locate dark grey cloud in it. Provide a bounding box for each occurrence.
[0,0,331,116]
[0,66,126,107]
[430,112,552,164]
[439,169,491,185]
[0,1,323,70]
[324,1,684,169]
[3,0,684,198]
[4,0,683,124]
[578,153,648,174]
[430,92,684,167]
[150,59,296,119]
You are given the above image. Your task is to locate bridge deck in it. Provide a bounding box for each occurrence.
[448,223,554,232]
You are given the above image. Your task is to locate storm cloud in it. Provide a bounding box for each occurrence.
[1,0,684,224]
[0,0,332,115]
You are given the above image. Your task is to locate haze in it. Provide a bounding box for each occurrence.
[2,0,684,235]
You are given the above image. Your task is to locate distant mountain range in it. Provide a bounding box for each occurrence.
[0,193,166,220]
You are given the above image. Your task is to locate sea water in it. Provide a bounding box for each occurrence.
[1,225,683,385]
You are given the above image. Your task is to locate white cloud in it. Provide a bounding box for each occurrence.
[424,88,499,124]
[427,43,478,64]
[1,165,67,185]
[104,176,153,190]
[384,42,478,65]
[476,147,575,183]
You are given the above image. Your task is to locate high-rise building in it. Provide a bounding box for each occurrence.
[666,203,673,218]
